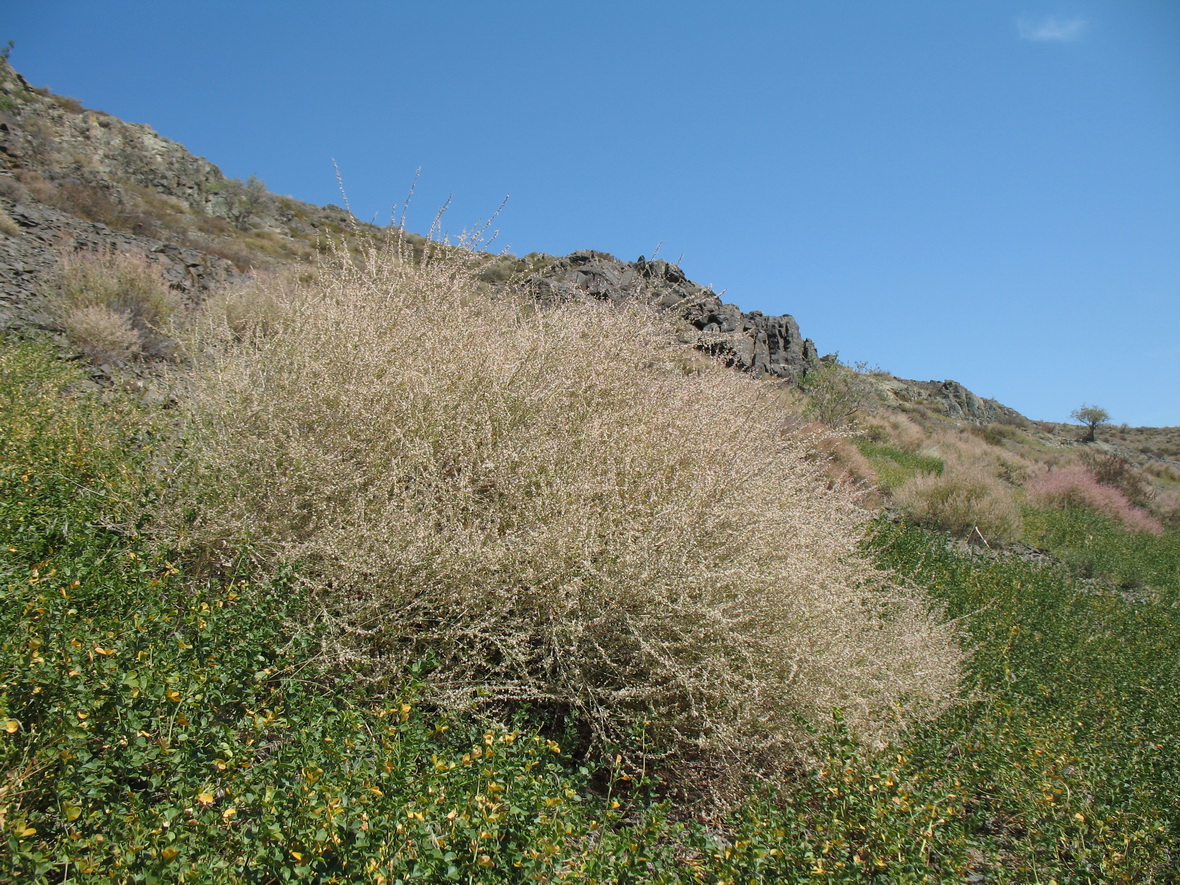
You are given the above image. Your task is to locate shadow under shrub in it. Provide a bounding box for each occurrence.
[164,246,963,796]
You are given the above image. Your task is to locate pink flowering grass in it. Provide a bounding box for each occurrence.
[1027,466,1164,535]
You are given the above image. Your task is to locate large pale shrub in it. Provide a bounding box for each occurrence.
[166,247,963,787]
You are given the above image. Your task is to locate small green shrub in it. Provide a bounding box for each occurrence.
[967,422,1019,447]
[798,354,877,429]
[855,440,944,490]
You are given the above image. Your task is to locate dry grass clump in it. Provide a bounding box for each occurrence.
[967,422,1023,447]
[1143,460,1180,488]
[1027,466,1164,535]
[894,458,1024,544]
[60,304,143,364]
[789,421,882,506]
[862,412,928,452]
[0,205,19,237]
[166,247,963,790]
[1142,462,1180,528]
[927,427,1035,485]
[47,248,179,363]
[197,269,306,342]
[858,417,1038,542]
[0,176,28,203]
[1151,489,1180,530]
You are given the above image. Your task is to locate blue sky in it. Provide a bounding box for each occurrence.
[7,1,1179,425]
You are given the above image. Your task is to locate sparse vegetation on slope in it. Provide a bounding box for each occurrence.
[45,248,180,364]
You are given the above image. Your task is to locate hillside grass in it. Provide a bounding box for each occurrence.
[1024,505,1180,601]
[853,441,944,490]
[870,522,1180,882]
[3,335,1179,883]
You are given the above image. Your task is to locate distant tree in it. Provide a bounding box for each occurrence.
[1070,404,1110,442]
[225,176,267,230]
[798,354,877,430]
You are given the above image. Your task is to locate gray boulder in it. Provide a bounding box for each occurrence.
[929,379,1025,425]
[526,250,817,380]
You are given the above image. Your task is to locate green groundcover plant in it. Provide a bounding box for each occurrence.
[4,317,1178,882]
[0,341,965,883]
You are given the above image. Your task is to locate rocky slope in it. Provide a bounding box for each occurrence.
[521,251,1029,424]
[1,54,1036,425]
[0,56,358,331]
[525,250,817,380]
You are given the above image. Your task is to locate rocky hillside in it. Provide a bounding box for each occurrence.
[0,56,360,329]
[0,54,1094,430]
[525,250,818,380]
[0,52,827,388]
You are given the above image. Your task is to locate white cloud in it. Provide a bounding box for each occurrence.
[1017,15,1088,42]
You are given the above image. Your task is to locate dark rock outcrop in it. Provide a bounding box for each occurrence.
[929,379,1025,425]
[871,375,1028,426]
[0,56,1035,428]
[526,250,817,380]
